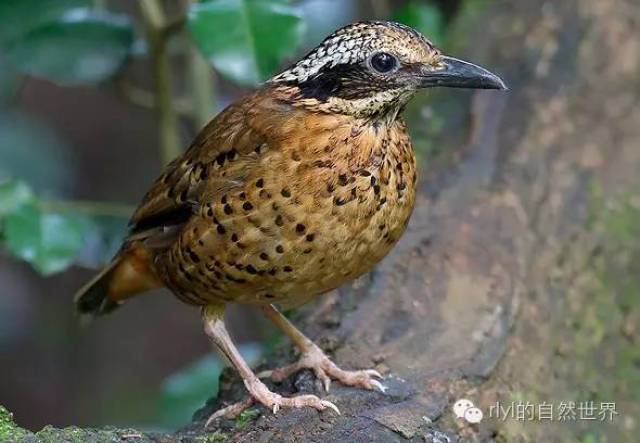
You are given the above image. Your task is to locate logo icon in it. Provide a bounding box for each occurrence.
[453,398,484,424]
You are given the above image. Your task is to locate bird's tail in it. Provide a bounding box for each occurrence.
[74,259,122,316]
[74,248,162,317]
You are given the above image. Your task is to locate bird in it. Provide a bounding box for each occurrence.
[75,21,506,423]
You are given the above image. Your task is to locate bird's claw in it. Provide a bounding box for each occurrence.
[370,379,388,393]
[365,369,383,379]
[268,343,387,395]
[321,400,341,415]
[205,378,338,426]
[204,397,254,427]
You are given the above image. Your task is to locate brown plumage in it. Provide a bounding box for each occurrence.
[75,21,505,420]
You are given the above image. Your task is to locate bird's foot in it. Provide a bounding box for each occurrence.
[205,376,339,427]
[261,343,386,393]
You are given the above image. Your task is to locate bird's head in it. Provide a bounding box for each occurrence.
[269,21,506,121]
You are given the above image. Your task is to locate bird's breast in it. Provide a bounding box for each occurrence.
[160,116,417,306]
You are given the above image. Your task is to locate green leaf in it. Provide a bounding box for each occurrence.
[0,0,87,44]
[3,7,134,86]
[188,0,304,87]
[4,203,88,275]
[0,180,34,218]
[393,2,445,46]
[0,112,74,194]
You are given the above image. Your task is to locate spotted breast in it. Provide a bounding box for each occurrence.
[145,88,416,307]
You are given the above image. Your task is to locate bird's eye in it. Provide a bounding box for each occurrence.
[370,52,398,74]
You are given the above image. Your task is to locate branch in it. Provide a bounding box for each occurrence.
[116,77,193,117]
[39,200,134,218]
[188,44,216,129]
[139,0,182,166]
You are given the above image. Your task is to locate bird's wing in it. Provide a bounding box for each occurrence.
[126,93,282,249]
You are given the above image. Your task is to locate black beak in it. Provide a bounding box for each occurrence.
[420,56,507,90]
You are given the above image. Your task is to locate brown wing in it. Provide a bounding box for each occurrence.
[127,91,289,249]
[75,90,298,315]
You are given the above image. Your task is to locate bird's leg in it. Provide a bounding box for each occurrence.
[259,304,386,393]
[201,303,339,426]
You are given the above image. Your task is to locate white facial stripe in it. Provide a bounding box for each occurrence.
[270,21,434,84]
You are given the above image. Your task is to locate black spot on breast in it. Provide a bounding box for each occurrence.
[313,159,331,168]
[295,223,306,234]
[256,178,264,188]
[275,215,284,226]
[224,204,233,215]
[283,266,293,273]
[187,249,200,263]
[243,202,254,211]
[216,225,226,235]
[281,188,291,198]
[276,245,284,253]
[246,265,258,275]
[334,196,347,206]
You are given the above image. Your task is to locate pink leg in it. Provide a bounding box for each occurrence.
[201,304,339,427]
[260,304,386,393]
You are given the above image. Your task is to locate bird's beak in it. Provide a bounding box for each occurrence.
[419,56,507,90]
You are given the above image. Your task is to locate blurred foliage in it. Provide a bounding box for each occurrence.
[188,0,305,87]
[0,180,127,275]
[1,1,134,86]
[0,112,74,194]
[4,201,87,275]
[393,2,444,46]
